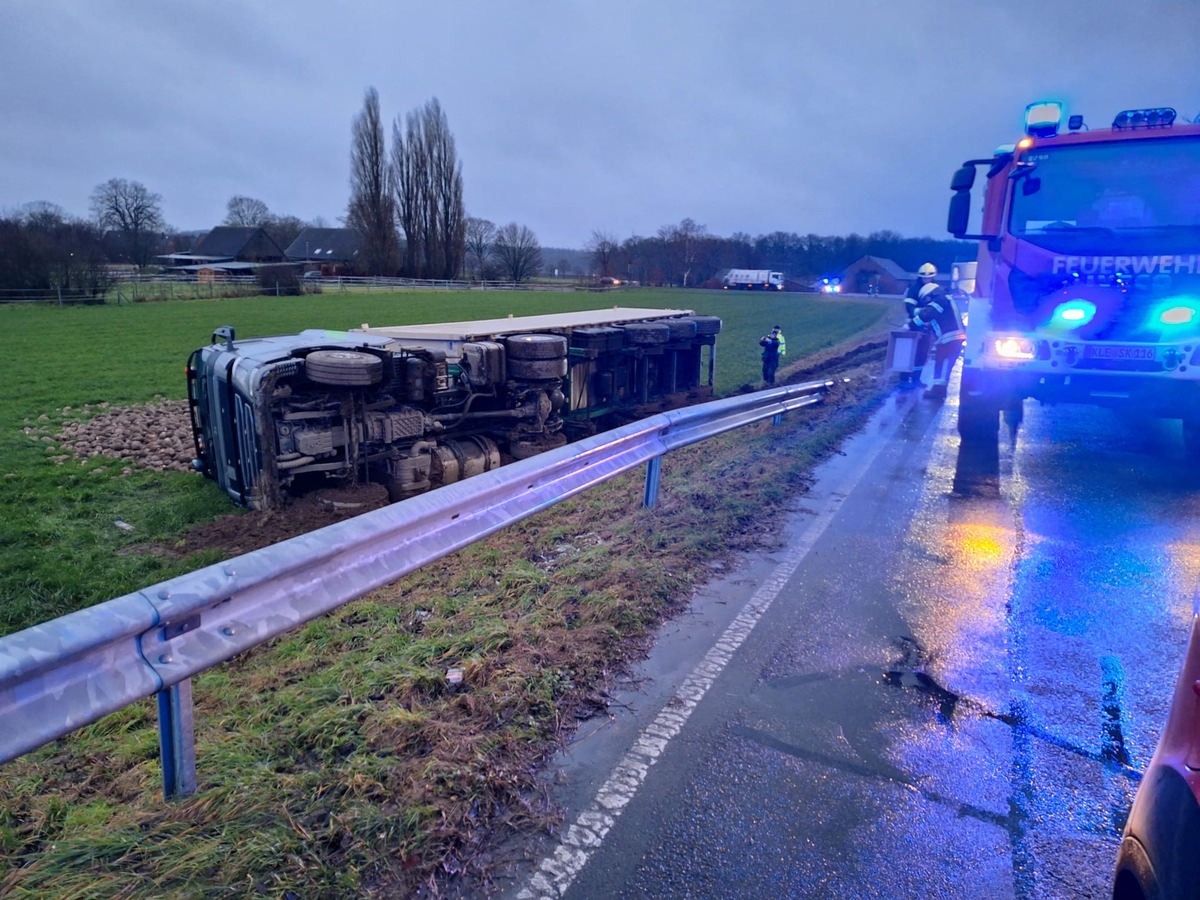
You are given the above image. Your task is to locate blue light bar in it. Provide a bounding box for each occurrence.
[1024,101,1063,137]
[1112,107,1177,129]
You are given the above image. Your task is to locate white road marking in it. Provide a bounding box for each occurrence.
[516,395,918,899]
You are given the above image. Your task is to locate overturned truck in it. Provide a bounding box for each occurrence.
[187,307,722,509]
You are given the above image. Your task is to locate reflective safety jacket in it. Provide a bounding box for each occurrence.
[906,282,964,345]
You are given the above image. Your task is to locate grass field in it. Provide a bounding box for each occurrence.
[0,288,891,634]
[0,288,894,897]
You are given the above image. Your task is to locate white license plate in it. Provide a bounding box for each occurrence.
[1083,345,1156,361]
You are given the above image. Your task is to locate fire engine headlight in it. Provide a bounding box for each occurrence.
[993,337,1036,360]
[1154,299,1200,327]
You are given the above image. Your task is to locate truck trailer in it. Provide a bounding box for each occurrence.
[187,307,721,509]
[947,101,1200,451]
[722,269,784,290]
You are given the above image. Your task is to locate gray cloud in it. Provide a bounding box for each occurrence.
[2,0,1197,248]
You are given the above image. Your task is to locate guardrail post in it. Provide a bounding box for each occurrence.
[773,413,783,426]
[157,679,197,799]
[643,456,662,508]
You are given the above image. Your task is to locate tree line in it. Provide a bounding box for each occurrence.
[584,220,973,289]
[1,87,970,295]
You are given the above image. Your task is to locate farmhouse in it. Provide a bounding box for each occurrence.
[158,226,289,280]
[284,227,362,276]
[837,256,911,295]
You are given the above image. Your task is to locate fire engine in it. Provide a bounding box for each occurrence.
[947,101,1200,449]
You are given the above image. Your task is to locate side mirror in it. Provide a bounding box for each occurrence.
[211,326,236,351]
[947,159,999,242]
[950,165,977,192]
[948,191,972,238]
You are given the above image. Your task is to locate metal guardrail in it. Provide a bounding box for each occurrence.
[0,379,835,797]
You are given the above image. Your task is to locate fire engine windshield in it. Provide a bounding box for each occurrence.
[1009,136,1200,252]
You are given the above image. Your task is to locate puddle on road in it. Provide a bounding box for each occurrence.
[882,635,1140,782]
[882,634,962,724]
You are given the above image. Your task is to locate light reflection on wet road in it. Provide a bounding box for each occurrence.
[518,379,1200,900]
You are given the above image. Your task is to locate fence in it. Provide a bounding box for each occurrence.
[0,287,106,305]
[0,378,835,799]
[0,276,618,305]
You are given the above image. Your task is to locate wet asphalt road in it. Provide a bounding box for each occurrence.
[498,375,1200,900]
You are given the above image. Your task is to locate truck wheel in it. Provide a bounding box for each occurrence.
[660,318,698,341]
[959,398,999,441]
[507,356,568,379]
[623,322,671,346]
[304,350,383,386]
[688,315,723,336]
[505,333,568,360]
[957,371,999,441]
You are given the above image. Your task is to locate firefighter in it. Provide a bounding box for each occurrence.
[759,325,784,385]
[905,264,965,400]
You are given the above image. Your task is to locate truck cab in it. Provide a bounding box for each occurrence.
[948,102,1200,451]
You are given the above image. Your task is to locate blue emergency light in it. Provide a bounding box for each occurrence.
[1049,299,1097,329]
[1112,107,1176,129]
[1024,101,1063,137]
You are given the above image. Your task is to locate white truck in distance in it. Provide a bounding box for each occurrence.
[722,269,784,291]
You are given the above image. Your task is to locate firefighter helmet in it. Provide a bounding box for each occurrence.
[918,263,937,278]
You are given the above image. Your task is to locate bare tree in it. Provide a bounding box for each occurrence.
[263,214,309,252]
[585,229,619,277]
[464,217,495,279]
[657,217,707,287]
[391,97,466,279]
[492,223,542,284]
[392,111,426,277]
[346,87,398,275]
[89,177,165,267]
[224,195,271,227]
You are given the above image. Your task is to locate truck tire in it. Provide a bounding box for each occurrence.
[660,318,698,341]
[622,322,671,346]
[304,350,383,386]
[505,333,568,360]
[687,315,723,336]
[507,356,568,379]
[957,370,999,441]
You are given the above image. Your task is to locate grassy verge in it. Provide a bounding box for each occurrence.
[0,290,896,896]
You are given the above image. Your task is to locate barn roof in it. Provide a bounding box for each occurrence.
[284,227,363,262]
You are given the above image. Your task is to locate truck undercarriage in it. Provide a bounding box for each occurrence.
[188,309,721,509]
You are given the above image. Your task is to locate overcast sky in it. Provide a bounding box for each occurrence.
[3,1,1198,249]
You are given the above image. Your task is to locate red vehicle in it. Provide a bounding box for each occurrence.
[947,102,1200,448]
[1112,608,1200,899]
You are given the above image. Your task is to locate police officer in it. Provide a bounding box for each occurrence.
[905,263,964,399]
[759,325,785,385]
